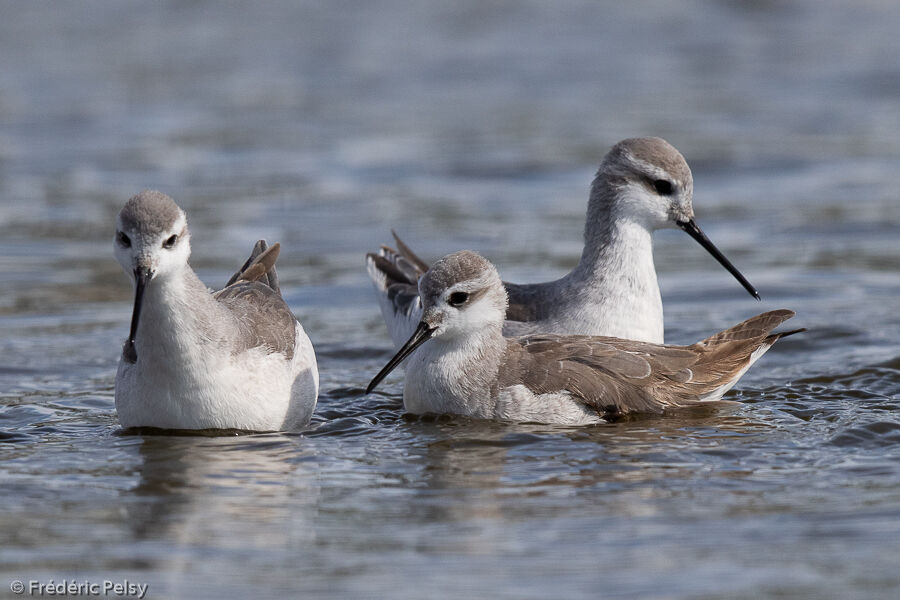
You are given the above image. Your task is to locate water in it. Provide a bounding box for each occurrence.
[1,1,899,598]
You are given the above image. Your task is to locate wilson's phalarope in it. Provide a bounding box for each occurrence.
[367,137,758,346]
[367,251,800,425]
[113,190,318,431]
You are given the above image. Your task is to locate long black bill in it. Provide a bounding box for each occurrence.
[123,266,152,364]
[366,321,436,394]
[676,218,760,300]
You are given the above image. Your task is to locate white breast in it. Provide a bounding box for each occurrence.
[115,324,318,431]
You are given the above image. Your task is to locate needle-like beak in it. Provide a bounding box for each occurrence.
[676,218,760,300]
[367,321,436,394]
[123,266,152,364]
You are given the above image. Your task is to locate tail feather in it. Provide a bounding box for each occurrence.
[366,232,428,347]
[367,252,413,288]
[689,310,803,401]
[391,230,430,274]
[765,327,806,343]
[696,309,795,347]
[369,231,429,289]
[226,240,281,292]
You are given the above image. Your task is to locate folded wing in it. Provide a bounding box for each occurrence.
[500,310,802,417]
[216,240,297,359]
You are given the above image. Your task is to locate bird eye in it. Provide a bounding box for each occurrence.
[163,234,178,249]
[448,291,469,307]
[117,231,131,248]
[653,179,674,196]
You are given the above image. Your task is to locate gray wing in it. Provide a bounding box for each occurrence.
[216,240,296,359]
[503,281,545,322]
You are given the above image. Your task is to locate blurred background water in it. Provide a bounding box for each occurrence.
[1,1,899,598]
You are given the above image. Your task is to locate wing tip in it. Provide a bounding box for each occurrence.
[225,239,282,291]
[768,327,806,342]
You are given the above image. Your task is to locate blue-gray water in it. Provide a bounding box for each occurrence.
[1,1,899,598]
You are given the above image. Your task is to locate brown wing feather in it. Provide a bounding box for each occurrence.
[501,310,800,417]
[501,336,670,415]
[226,240,281,292]
[695,309,795,347]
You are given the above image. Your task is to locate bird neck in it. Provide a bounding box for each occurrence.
[134,266,226,363]
[564,180,665,342]
[576,214,656,281]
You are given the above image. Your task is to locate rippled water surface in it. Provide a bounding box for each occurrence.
[1,1,899,598]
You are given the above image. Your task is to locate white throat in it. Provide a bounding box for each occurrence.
[134,266,225,366]
[569,215,664,344]
[404,324,505,418]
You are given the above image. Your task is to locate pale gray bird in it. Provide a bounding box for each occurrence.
[113,190,318,431]
[367,137,758,346]
[367,251,801,425]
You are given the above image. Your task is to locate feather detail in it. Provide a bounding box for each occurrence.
[497,310,802,418]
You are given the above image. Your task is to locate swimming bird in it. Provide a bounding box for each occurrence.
[367,137,758,346]
[113,190,318,431]
[367,251,801,425]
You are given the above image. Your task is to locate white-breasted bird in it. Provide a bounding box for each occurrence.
[367,251,800,425]
[367,137,759,346]
[113,190,318,431]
